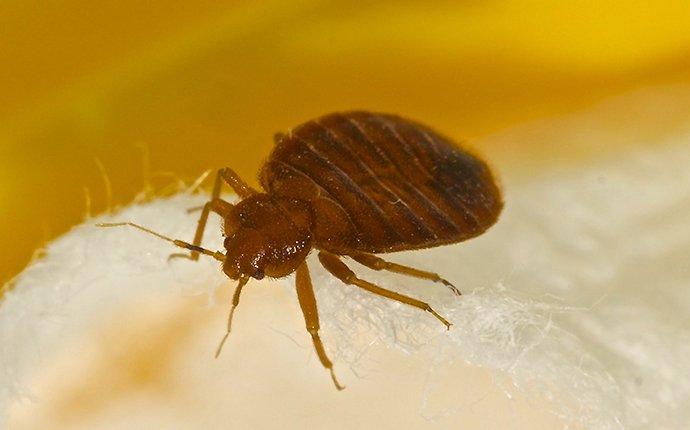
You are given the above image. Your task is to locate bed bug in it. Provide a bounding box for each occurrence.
[99,111,503,390]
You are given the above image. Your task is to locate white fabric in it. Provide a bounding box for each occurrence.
[2,111,689,429]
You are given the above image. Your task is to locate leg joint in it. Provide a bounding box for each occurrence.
[351,253,385,270]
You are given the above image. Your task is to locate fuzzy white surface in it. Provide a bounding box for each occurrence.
[2,132,690,428]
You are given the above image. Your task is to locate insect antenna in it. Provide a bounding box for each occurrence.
[96,222,226,262]
[215,275,249,358]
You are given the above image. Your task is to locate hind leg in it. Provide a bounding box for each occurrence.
[349,252,461,296]
[319,251,451,329]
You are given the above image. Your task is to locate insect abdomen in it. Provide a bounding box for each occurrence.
[260,111,503,253]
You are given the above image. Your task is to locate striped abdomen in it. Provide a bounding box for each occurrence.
[259,111,503,254]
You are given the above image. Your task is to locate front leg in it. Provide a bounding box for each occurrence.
[174,167,256,261]
[218,167,258,199]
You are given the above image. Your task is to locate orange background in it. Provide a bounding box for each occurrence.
[2,1,690,283]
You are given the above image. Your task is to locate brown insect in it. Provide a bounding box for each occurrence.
[99,111,503,390]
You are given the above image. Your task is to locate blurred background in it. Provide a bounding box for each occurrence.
[2,1,690,293]
[3,3,690,429]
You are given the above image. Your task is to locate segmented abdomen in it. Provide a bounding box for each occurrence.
[260,111,503,254]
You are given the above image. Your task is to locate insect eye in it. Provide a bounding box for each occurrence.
[253,269,265,280]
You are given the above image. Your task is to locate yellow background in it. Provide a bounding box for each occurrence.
[2,1,690,283]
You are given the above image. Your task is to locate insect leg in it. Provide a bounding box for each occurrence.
[318,251,451,329]
[295,261,344,390]
[175,168,241,261]
[219,167,258,199]
[215,275,249,358]
[349,252,461,296]
[273,132,287,145]
[173,198,233,261]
